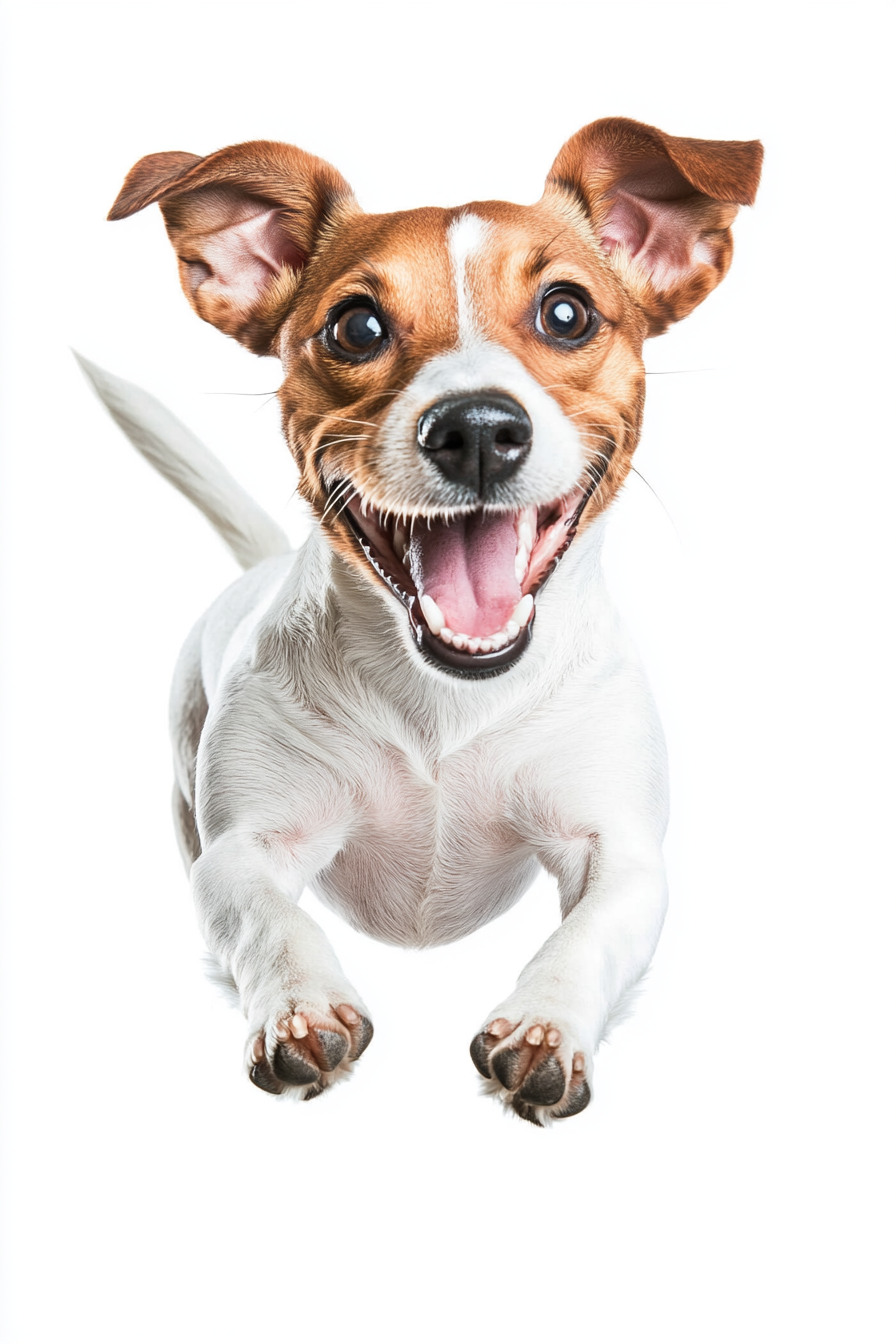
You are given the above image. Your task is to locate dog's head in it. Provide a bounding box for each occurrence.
[110,119,761,677]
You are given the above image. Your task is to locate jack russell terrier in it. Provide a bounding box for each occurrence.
[80,117,762,1125]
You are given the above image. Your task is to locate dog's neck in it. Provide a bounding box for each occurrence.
[259,519,614,751]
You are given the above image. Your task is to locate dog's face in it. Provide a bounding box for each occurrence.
[110,120,761,676]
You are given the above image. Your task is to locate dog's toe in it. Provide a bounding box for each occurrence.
[273,1041,322,1087]
[250,1056,286,1095]
[470,1031,495,1079]
[517,1053,566,1106]
[552,1075,591,1118]
[349,1016,374,1061]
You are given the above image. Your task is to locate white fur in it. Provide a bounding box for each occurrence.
[82,355,669,1122]
[448,212,490,344]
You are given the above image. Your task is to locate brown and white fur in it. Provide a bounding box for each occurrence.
[82,118,762,1125]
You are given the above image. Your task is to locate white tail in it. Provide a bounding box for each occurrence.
[75,352,292,571]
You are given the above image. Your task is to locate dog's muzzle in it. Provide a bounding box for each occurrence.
[417,392,532,496]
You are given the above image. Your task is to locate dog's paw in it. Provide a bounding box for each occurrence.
[247,1001,373,1100]
[470,1016,591,1126]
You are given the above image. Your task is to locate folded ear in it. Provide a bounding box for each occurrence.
[108,141,356,353]
[546,117,763,333]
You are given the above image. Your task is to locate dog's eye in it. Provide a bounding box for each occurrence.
[537,289,595,343]
[330,305,387,358]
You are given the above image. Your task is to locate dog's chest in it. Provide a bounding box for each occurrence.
[311,737,539,947]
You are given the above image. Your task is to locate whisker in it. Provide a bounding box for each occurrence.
[319,479,356,525]
[628,466,678,533]
[331,488,360,525]
[325,415,381,429]
[319,434,371,448]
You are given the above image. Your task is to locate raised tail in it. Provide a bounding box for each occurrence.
[75,352,292,571]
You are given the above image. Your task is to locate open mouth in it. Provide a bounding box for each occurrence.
[339,482,595,676]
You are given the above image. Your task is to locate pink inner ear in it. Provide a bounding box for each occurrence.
[192,208,305,309]
[601,190,714,294]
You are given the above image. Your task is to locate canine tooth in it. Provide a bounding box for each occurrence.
[512,594,534,626]
[440,627,455,644]
[517,505,537,545]
[420,594,446,635]
[505,621,520,640]
[514,554,527,583]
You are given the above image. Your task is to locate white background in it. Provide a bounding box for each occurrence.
[1,2,893,1341]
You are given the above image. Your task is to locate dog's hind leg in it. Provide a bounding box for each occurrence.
[170,616,208,872]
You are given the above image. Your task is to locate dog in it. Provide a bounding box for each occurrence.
[81,117,762,1125]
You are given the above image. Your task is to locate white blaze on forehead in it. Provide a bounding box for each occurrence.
[447,213,491,345]
[373,211,587,510]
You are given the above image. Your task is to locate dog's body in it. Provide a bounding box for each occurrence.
[85,118,761,1123]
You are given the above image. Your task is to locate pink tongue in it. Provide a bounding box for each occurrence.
[409,512,521,638]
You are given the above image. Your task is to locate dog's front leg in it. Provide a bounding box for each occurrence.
[192,833,373,1099]
[471,836,667,1126]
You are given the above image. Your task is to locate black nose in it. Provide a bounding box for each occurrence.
[417,392,532,495]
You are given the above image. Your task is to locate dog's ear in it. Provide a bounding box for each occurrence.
[546,117,762,334]
[108,142,356,353]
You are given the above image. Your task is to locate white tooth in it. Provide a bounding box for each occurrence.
[512,594,534,626]
[420,594,445,635]
[468,637,482,653]
[480,639,494,653]
[452,633,468,649]
[517,507,536,548]
[514,555,527,583]
[440,627,455,644]
[492,631,508,649]
[504,621,520,640]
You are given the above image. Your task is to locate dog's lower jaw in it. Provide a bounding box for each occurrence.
[416,617,534,678]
